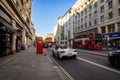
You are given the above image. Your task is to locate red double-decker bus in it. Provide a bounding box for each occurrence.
[74,32,103,50]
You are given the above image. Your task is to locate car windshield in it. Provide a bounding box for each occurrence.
[58,44,67,49]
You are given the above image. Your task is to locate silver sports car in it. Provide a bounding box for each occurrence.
[52,44,77,59]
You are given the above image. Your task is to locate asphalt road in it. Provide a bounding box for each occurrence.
[48,48,120,80]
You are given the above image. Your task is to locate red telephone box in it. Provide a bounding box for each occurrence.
[36,37,43,54]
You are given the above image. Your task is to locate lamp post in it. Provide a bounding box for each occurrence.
[106,35,109,50]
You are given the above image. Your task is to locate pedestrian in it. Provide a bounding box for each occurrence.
[43,48,48,56]
[112,42,115,50]
[108,42,111,48]
[33,41,36,47]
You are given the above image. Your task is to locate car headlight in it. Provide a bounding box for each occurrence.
[108,52,113,56]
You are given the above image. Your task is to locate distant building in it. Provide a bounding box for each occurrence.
[54,0,120,48]
[45,33,54,42]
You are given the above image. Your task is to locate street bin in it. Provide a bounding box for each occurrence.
[36,37,43,54]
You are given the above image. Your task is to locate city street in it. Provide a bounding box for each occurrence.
[1,0,120,80]
[48,48,120,80]
[0,46,120,80]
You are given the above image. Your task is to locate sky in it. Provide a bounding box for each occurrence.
[31,0,76,38]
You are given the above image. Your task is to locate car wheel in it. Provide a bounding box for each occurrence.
[52,50,55,56]
[71,55,76,59]
[58,54,62,60]
[118,59,120,67]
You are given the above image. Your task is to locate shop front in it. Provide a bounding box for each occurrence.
[102,33,120,48]
[0,18,20,56]
[0,22,12,56]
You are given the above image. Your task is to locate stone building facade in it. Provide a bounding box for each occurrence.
[0,0,35,56]
[54,0,120,48]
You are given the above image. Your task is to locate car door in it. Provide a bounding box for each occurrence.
[52,45,58,56]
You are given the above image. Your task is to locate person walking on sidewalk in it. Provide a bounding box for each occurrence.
[112,42,116,50]
[43,43,48,56]
[43,48,48,56]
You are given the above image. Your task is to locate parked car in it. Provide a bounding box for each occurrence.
[108,50,120,67]
[52,44,78,59]
[115,44,120,49]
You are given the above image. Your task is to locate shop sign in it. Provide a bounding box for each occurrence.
[102,33,120,39]
[109,33,120,38]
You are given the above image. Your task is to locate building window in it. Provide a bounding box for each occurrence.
[101,0,104,3]
[94,19,97,25]
[108,1,112,9]
[81,11,83,16]
[89,21,92,27]
[108,12,113,19]
[118,23,120,31]
[94,10,98,17]
[85,23,87,28]
[100,5,104,13]
[60,42,62,44]
[108,24,115,33]
[81,25,83,29]
[118,8,120,16]
[78,20,80,25]
[78,26,80,30]
[78,13,80,18]
[85,8,87,14]
[89,5,92,12]
[94,2,97,9]
[81,18,83,23]
[75,15,77,20]
[101,15,104,22]
[101,26,105,33]
[85,16,87,21]
[89,13,92,19]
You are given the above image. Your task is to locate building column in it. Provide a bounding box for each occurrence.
[105,26,108,33]
[21,29,26,49]
[27,36,29,48]
[98,27,101,33]
[11,34,16,53]
[11,19,16,53]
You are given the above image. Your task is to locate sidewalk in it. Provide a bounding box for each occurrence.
[0,46,68,80]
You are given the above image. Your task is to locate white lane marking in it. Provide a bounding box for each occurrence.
[77,57,120,74]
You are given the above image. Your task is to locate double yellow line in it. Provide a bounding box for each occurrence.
[58,65,75,80]
[47,55,75,80]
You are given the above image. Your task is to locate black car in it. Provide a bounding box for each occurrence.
[108,50,120,67]
[116,44,120,49]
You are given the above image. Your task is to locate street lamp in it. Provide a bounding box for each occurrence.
[106,35,109,50]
